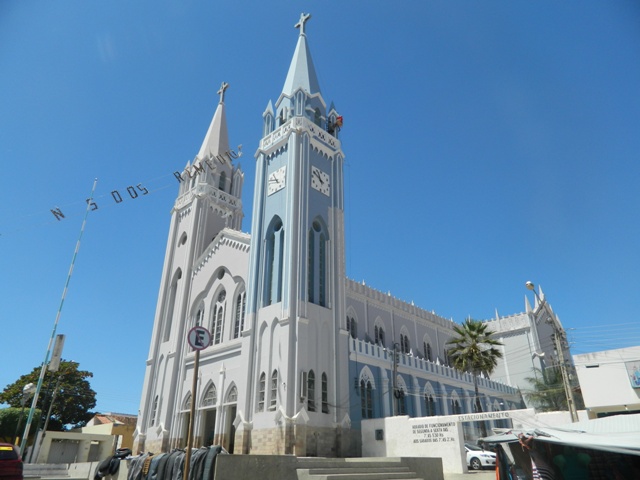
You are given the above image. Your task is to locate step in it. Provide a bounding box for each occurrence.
[295,457,424,480]
[24,464,70,479]
[305,467,411,475]
[297,459,405,469]
[300,473,419,480]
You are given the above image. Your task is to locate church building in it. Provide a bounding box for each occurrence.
[133,13,523,457]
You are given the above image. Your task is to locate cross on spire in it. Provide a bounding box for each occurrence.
[295,12,311,36]
[217,81,229,104]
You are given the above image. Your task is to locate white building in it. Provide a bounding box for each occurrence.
[574,346,640,418]
[483,288,574,408]
[133,13,527,458]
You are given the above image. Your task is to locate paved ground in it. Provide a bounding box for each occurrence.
[444,470,495,480]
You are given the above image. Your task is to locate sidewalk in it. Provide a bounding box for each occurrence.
[444,471,495,480]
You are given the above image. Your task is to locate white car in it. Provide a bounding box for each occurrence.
[465,443,497,470]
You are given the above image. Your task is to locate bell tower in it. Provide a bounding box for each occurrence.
[238,13,350,455]
[134,83,244,454]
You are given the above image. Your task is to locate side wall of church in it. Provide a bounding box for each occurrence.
[344,279,522,444]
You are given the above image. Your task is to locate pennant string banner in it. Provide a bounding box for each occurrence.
[2,146,243,236]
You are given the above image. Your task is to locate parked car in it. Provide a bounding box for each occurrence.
[0,444,23,480]
[465,442,496,470]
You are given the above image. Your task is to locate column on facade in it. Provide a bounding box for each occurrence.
[381,375,391,417]
[412,376,421,417]
[214,364,226,445]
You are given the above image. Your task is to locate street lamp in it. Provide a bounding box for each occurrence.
[14,383,36,446]
[531,351,545,381]
[525,281,578,422]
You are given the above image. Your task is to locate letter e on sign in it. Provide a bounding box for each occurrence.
[188,326,212,351]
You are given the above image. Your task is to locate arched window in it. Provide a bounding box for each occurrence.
[270,370,278,410]
[218,171,226,191]
[212,290,226,344]
[263,112,274,136]
[423,342,432,361]
[444,349,452,366]
[400,334,410,354]
[424,393,436,416]
[314,108,321,126]
[233,290,246,339]
[203,384,217,407]
[360,380,374,419]
[226,386,238,403]
[346,316,357,339]
[307,370,316,412]
[150,396,159,427]
[183,393,192,411]
[321,373,328,413]
[375,324,385,346]
[452,399,462,415]
[258,373,265,412]
[399,333,410,354]
[308,219,328,307]
[193,304,204,328]
[264,217,284,306]
[163,269,182,342]
[295,91,305,116]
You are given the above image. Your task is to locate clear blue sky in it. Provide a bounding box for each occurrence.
[1,1,639,416]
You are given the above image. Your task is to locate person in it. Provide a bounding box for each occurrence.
[553,446,590,480]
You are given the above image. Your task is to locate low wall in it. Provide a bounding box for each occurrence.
[360,409,589,474]
[36,431,114,464]
[30,455,442,480]
[214,455,298,480]
[25,461,128,480]
[212,455,443,480]
[361,416,466,474]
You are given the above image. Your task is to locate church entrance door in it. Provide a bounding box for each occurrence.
[202,408,216,446]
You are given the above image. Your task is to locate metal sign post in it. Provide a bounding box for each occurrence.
[183,326,211,480]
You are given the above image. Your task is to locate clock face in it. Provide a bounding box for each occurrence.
[267,166,286,195]
[310,166,330,196]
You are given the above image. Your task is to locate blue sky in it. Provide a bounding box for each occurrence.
[1,1,639,415]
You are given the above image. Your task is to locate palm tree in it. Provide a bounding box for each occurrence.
[524,367,565,411]
[524,367,584,412]
[447,318,503,438]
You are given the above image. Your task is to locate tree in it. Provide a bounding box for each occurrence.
[524,367,584,412]
[0,408,41,444]
[447,318,503,438]
[0,360,96,431]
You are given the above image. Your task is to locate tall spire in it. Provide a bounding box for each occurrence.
[197,81,230,159]
[281,13,321,96]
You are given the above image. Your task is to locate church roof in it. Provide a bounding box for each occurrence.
[281,13,321,96]
[197,83,231,160]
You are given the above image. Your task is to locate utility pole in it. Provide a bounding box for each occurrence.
[392,343,399,416]
[551,328,578,422]
[526,281,578,422]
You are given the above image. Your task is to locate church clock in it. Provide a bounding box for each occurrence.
[267,166,286,195]
[310,165,330,196]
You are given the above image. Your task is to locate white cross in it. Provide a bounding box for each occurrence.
[217,81,229,104]
[295,13,311,36]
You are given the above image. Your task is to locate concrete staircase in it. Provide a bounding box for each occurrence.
[296,458,424,480]
[24,463,70,479]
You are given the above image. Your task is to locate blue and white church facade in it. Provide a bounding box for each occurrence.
[133,14,522,457]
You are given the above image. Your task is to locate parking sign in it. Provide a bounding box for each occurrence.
[187,326,211,350]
